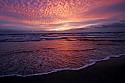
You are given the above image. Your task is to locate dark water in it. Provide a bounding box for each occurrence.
[0,32,125,77]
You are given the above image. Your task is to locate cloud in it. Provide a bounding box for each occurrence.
[0,0,102,24]
[0,0,125,31]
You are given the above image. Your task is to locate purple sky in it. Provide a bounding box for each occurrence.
[0,0,125,32]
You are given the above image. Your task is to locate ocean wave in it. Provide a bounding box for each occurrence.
[0,54,125,77]
[0,32,125,42]
[0,32,125,77]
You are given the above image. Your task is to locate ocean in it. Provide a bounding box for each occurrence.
[0,32,125,77]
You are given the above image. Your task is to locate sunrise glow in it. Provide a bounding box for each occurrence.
[0,0,125,31]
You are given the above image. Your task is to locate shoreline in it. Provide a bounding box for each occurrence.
[0,55,125,83]
[0,54,124,78]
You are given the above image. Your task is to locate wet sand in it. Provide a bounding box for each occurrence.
[0,56,125,83]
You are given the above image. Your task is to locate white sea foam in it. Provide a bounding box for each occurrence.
[0,32,125,42]
[0,54,125,77]
[0,32,125,77]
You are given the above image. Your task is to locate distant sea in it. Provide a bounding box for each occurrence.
[0,32,125,77]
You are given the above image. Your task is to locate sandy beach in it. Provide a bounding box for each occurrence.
[0,56,125,83]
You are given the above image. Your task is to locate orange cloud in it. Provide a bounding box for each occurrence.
[0,0,125,31]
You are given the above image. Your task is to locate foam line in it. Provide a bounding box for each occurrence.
[0,54,125,77]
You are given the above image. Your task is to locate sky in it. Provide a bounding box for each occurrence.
[0,0,125,32]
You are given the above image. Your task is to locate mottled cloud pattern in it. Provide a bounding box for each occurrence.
[0,0,125,31]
